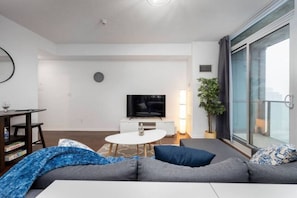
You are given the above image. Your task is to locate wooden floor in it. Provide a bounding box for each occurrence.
[39,130,191,151]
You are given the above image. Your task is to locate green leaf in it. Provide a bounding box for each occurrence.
[197,78,226,132]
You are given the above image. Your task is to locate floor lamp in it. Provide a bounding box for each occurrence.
[179,90,186,134]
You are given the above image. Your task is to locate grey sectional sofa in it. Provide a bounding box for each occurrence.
[180,138,249,163]
[26,138,297,198]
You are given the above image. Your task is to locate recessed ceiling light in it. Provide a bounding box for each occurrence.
[100,18,107,25]
[147,0,171,7]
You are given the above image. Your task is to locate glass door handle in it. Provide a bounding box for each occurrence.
[284,94,294,109]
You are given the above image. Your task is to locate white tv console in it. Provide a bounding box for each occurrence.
[120,118,176,136]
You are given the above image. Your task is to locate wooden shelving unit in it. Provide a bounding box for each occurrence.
[0,109,45,172]
[4,136,27,162]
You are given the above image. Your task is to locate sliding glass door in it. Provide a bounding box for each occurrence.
[232,47,248,141]
[249,25,290,147]
[232,25,292,148]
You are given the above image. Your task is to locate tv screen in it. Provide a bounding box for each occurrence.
[127,95,166,118]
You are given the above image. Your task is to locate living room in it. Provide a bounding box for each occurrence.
[1,0,293,139]
[0,0,296,142]
[0,7,220,140]
[1,0,297,197]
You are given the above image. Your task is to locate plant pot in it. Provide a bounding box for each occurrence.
[204,130,216,139]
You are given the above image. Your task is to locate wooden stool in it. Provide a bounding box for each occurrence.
[13,122,46,148]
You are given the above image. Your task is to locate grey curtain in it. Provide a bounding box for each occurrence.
[216,36,230,140]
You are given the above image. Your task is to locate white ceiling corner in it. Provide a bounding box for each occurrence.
[0,0,274,44]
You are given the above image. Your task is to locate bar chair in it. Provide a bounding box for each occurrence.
[12,122,46,148]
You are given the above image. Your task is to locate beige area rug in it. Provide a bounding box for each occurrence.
[97,143,156,157]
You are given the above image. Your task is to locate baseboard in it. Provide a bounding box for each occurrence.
[222,139,252,158]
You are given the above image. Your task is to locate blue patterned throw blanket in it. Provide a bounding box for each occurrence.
[0,146,126,198]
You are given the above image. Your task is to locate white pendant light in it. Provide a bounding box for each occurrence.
[147,0,171,7]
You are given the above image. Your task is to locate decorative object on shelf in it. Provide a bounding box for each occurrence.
[138,123,144,136]
[5,150,27,162]
[2,102,10,112]
[179,90,187,134]
[0,47,15,83]
[93,72,104,83]
[4,141,25,152]
[4,127,9,142]
[197,78,225,139]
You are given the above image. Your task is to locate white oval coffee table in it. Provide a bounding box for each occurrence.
[105,129,166,157]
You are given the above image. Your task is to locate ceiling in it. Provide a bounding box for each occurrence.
[0,0,274,44]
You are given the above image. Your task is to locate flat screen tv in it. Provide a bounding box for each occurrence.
[127,95,166,118]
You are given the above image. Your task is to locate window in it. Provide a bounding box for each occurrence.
[231,25,290,148]
[232,47,247,141]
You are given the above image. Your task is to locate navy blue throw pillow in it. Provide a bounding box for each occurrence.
[154,145,215,167]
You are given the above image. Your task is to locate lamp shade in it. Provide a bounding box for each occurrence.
[179,90,187,134]
[179,105,186,119]
[179,119,186,134]
[179,90,186,104]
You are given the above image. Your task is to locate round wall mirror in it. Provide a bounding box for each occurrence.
[0,47,15,83]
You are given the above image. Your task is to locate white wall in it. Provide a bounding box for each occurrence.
[0,15,55,140]
[38,58,188,131]
[0,14,221,136]
[0,15,55,109]
[56,43,191,57]
[189,41,219,138]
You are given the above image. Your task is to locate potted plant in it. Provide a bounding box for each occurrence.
[197,78,225,138]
